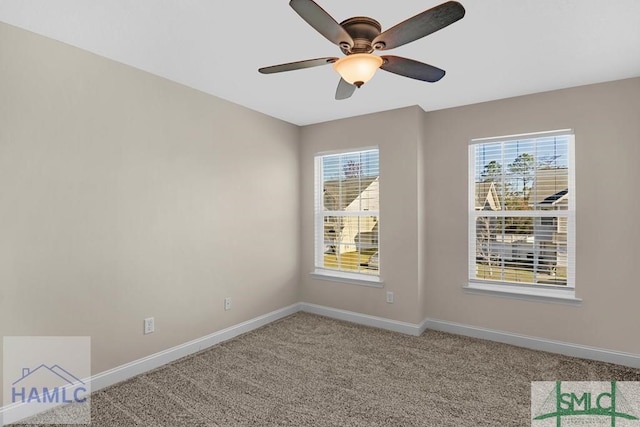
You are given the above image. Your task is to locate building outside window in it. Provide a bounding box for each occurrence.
[314,148,380,284]
[468,130,576,301]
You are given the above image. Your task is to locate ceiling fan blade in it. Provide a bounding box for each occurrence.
[335,78,357,100]
[373,1,465,51]
[259,57,338,74]
[289,0,354,48]
[380,56,446,82]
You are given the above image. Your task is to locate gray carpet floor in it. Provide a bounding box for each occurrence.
[16,312,640,426]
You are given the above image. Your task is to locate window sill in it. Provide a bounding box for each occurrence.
[464,281,582,305]
[310,270,384,288]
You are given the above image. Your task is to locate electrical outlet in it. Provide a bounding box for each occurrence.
[224,297,232,311]
[386,291,394,304]
[144,317,154,335]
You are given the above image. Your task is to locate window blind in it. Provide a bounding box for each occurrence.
[469,131,575,289]
[315,148,380,276]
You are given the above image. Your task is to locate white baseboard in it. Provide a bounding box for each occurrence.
[4,303,638,425]
[0,303,301,426]
[424,318,640,369]
[298,304,640,368]
[90,303,301,392]
[300,303,426,336]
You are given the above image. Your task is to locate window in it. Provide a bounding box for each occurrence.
[468,130,576,301]
[313,148,380,285]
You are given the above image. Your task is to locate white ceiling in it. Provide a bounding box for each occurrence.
[1,0,639,126]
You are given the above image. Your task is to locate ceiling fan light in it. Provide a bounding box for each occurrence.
[333,54,383,87]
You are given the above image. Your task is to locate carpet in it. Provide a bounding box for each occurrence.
[15,312,640,426]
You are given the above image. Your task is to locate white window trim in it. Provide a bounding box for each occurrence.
[463,282,581,304]
[310,269,384,287]
[312,147,380,285]
[466,129,577,302]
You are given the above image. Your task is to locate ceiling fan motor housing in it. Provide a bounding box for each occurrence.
[339,17,382,54]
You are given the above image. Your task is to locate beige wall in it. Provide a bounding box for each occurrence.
[2,21,639,407]
[300,106,425,324]
[299,77,640,355]
[422,77,640,354]
[0,22,300,402]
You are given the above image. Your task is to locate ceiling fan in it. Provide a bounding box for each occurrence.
[259,0,465,100]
